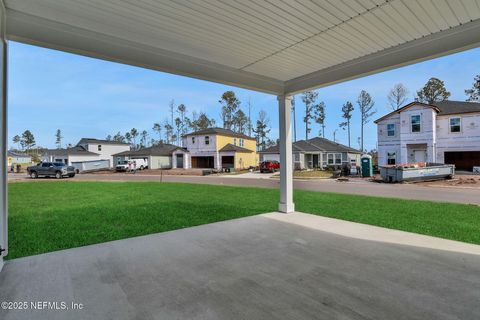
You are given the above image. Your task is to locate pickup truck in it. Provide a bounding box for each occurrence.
[27,162,76,179]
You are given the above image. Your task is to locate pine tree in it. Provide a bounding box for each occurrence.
[416,77,450,104]
[339,101,354,147]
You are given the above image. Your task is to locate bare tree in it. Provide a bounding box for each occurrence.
[357,90,376,152]
[253,110,271,151]
[301,91,318,140]
[314,102,326,138]
[387,83,409,110]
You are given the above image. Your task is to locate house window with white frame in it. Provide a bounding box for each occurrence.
[335,153,342,164]
[239,138,244,147]
[411,115,421,133]
[233,138,237,145]
[192,137,195,144]
[327,153,334,164]
[294,153,300,162]
[387,152,396,165]
[204,136,210,145]
[387,123,395,137]
[449,117,461,133]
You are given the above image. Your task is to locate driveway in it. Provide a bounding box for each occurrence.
[1,212,479,320]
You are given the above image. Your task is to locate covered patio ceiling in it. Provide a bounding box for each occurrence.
[5,0,480,95]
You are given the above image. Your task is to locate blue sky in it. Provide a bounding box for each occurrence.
[8,41,480,150]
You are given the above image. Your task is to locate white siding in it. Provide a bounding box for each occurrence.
[81,143,130,167]
[377,113,401,166]
[436,112,480,162]
[182,135,217,152]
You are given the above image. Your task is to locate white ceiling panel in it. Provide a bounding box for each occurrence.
[4,0,480,94]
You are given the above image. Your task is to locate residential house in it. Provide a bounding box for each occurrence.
[43,138,130,167]
[180,128,258,170]
[7,151,32,167]
[113,143,186,169]
[375,100,480,171]
[259,137,362,170]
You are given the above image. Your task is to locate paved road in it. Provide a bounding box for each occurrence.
[66,173,480,205]
[1,213,479,319]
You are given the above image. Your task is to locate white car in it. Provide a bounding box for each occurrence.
[116,159,148,172]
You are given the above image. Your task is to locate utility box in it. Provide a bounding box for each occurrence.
[361,154,373,177]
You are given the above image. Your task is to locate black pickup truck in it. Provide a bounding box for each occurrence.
[27,162,76,179]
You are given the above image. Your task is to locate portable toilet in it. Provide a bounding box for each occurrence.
[361,154,373,177]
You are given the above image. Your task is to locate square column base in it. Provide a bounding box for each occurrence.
[278,202,295,213]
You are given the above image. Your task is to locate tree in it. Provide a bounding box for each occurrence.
[247,98,253,136]
[314,101,326,138]
[301,91,318,140]
[219,91,240,130]
[174,117,182,145]
[21,130,36,150]
[169,99,175,128]
[113,132,125,143]
[124,132,132,146]
[105,134,112,141]
[189,112,215,131]
[12,135,21,150]
[253,110,270,151]
[130,128,139,149]
[387,83,409,110]
[233,109,248,134]
[416,77,451,104]
[164,120,173,144]
[55,129,63,149]
[177,104,188,137]
[339,101,354,147]
[465,74,480,102]
[357,90,376,152]
[140,130,149,148]
[153,123,162,142]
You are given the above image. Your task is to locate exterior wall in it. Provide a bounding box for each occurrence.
[234,152,258,169]
[69,154,103,166]
[150,156,172,169]
[182,135,217,153]
[81,143,130,167]
[215,135,256,152]
[377,105,436,165]
[377,105,480,166]
[7,156,32,166]
[435,112,480,163]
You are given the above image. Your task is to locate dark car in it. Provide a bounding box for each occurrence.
[27,162,76,179]
[260,160,280,173]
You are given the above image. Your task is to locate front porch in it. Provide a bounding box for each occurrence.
[1,212,479,320]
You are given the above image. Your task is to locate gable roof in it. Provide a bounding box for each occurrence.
[113,144,184,157]
[374,100,480,123]
[44,146,99,156]
[259,137,361,154]
[77,138,130,145]
[219,143,254,153]
[183,127,254,140]
[7,151,31,158]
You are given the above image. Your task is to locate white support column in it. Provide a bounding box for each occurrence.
[278,95,294,213]
[0,0,8,270]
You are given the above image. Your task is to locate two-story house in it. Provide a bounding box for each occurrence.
[375,101,480,171]
[43,138,130,168]
[177,128,258,170]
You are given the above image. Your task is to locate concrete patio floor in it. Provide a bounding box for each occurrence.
[1,212,479,320]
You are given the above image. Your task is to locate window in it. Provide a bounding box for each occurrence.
[411,115,421,133]
[327,154,334,164]
[387,152,396,165]
[450,117,461,133]
[192,137,195,144]
[204,136,210,145]
[335,153,342,164]
[387,124,395,137]
[233,138,237,146]
[294,153,300,161]
[98,145,102,151]
[239,139,244,147]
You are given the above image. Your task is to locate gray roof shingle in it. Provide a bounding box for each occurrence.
[183,128,254,140]
[113,144,184,157]
[259,137,361,154]
[219,143,253,153]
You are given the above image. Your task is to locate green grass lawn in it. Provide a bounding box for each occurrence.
[7,181,480,259]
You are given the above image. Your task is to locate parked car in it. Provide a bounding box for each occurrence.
[260,160,280,173]
[27,162,76,179]
[115,159,148,172]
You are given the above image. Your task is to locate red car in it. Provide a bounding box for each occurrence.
[260,160,280,173]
